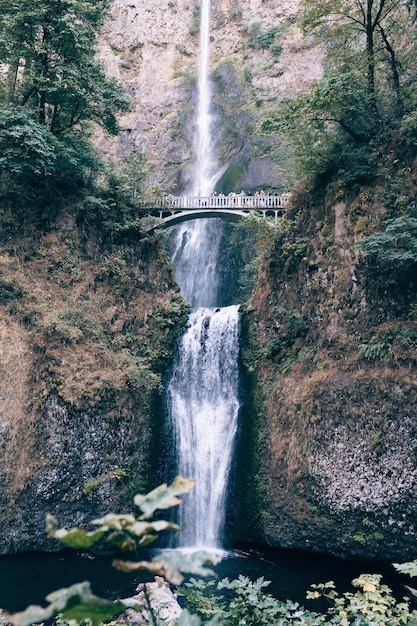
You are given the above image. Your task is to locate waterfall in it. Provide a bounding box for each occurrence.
[167,307,240,548]
[191,0,217,196]
[166,0,240,549]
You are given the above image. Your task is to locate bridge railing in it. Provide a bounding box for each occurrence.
[135,193,291,211]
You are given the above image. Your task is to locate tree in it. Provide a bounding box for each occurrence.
[261,0,417,187]
[301,0,414,124]
[261,71,377,186]
[0,0,129,135]
[0,0,130,224]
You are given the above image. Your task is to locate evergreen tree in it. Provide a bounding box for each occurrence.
[0,0,130,225]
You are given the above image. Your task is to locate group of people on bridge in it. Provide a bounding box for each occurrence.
[156,190,291,210]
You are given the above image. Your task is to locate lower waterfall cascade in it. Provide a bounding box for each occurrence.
[167,305,240,548]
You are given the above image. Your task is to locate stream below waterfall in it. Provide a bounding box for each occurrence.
[0,547,408,613]
[0,549,410,612]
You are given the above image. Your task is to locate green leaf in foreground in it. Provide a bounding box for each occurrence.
[5,582,126,626]
[134,476,195,518]
[60,600,126,626]
[114,549,222,585]
[46,476,193,554]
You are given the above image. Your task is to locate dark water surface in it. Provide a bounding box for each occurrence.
[0,546,409,613]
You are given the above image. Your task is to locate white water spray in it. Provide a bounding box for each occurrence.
[166,0,241,549]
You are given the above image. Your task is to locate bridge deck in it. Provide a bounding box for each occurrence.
[135,193,291,229]
[138,193,290,211]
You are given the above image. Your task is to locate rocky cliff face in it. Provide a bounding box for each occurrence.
[96,0,321,192]
[0,223,187,552]
[239,191,417,560]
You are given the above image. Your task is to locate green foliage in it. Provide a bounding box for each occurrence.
[358,341,391,362]
[76,150,157,241]
[5,582,126,626]
[261,0,417,188]
[230,5,243,21]
[0,0,130,227]
[320,574,416,624]
[394,560,417,578]
[0,0,130,135]
[83,478,99,500]
[180,573,417,626]
[261,70,378,187]
[189,4,201,35]
[263,307,309,362]
[359,217,417,267]
[358,325,417,362]
[46,476,193,560]
[6,477,222,626]
[0,107,56,177]
[281,346,317,375]
[221,216,283,303]
[300,0,411,120]
[247,23,285,57]
[399,111,417,152]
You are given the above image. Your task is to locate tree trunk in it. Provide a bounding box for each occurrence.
[379,25,404,116]
[366,0,378,116]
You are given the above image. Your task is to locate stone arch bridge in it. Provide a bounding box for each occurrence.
[136,193,291,229]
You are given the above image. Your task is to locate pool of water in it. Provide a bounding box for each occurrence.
[0,546,409,613]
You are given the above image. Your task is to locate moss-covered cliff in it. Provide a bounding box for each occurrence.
[237,178,417,561]
[0,220,188,553]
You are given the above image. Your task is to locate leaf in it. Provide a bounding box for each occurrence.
[58,528,106,549]
[114,549,221,586]
[90,513,136,529]
[157,549,222,583]
[393,560,417,578]
[60,600,126,626]
[129,520,180,536]
[5,582,124,626]
[134,476,195,518]
[46,514,105,549]
[113,558,185,584]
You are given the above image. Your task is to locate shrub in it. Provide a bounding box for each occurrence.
[5,478,220,626]
[247,24,285,54]
[359,217,417,267]
[179,572,417,625]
